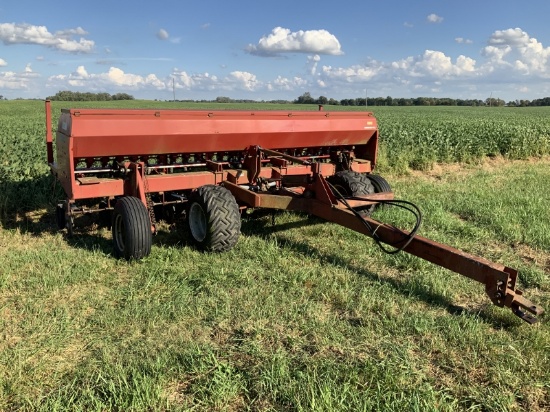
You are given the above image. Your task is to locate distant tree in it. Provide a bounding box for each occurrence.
[215,96,232,103]
[486,97,505,107]
[112,93,134,100]
[530,97,550,106]
[295,92,315,104]
[397,98,412,106]
[317,95,328,105]
[266,99,292,104]
[97,92,111,101]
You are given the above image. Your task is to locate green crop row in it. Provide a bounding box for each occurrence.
[371,106,550,172]
[1,100,550,217]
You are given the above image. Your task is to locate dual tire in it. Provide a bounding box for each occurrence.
[327,171,391,215]
[107,174,387,259]
[111,185,241,260]
[186,185,241,252]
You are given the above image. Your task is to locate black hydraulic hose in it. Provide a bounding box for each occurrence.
[327,182,423,255]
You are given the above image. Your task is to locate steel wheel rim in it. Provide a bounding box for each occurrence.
[189,202,207,242]
[114,214,126,252]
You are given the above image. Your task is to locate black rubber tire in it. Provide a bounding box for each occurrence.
[112,196,152,260]
[186,185,241,252]
[367,174,392,193]
[327,171,376,215]
[56,203,66,230]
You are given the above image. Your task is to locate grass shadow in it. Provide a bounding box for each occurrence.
[241,214,523,329]
[0,180,528,329]
[0,173,190,257]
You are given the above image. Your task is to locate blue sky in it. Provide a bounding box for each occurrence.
[1,0,549,101]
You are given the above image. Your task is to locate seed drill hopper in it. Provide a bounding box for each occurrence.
[45,101,544,324]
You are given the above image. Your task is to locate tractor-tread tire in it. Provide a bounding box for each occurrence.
[112,196,152,260]
[186,185,241,252]
[327,171,376,215]
[367,174,392,193]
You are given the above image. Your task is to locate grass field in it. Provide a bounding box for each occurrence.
[0,101,549,411]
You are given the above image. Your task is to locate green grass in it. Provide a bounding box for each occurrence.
[1,158,549,411]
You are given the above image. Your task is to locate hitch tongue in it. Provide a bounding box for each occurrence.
[509,292,544,324]
[483,267,544,324]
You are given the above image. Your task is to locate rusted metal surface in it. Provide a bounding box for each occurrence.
[56,107,378,156]
[47,100,378,202]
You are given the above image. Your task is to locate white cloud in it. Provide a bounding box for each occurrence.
[488,28,529,47]
[307,54,321,75]
[267,75,308,91]
[0,71,24,89]
[48,66,166,91]
[427,14,443,24]
[482,45,511,62]
[456,55,476,72]
[314,50,479,99]
[455,37,473,44]
[225,71,261,91]
[246,27,343,56]
[311,27,549,99]
[0,65,40,91]
[45,65,278,96]
[174,70,262,92]
[76,65,88,77]
[0,58,6,66]
[481,28,550,76]
[56,27,88,38]
[404,50,477,77]
[391,51,476,78]
[0,22,94,53]
[156,28,180,44]
[157,29,169,40]
[172,69,219,90]
[321,62,383,82]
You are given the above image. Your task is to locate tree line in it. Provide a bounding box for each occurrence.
[9,90,550,107]
[46,91,135,101]
[293,92,550,107]
[201,93,550,107]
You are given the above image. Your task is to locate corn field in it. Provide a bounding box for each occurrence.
[373,106,550,171]
[1,100,550,216]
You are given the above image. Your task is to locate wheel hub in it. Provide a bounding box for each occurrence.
[188,202,207,242]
